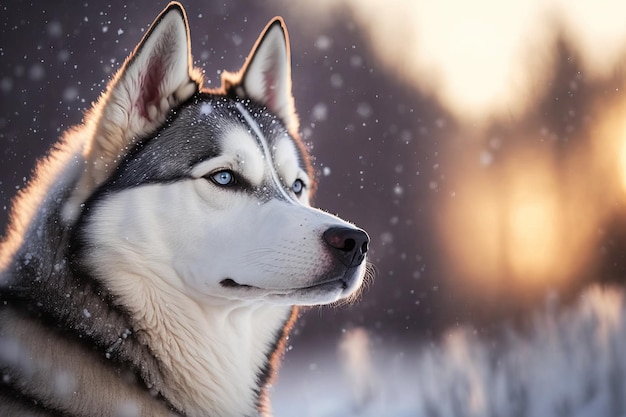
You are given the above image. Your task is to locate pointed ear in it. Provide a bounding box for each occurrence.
[63,2,201,222]
[223,18,298,134]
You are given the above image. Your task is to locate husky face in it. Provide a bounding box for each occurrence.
[0,4,370,415]
[81,95,368,307]
[68,5,370,308]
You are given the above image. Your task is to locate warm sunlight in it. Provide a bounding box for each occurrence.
[438,143,607,296]
[507,173,560,281]
[619,123,626,195]
[282,0,626,125]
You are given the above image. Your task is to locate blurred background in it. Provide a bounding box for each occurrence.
[2,1,626,415]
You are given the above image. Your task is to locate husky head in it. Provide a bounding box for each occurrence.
[65,3,369,309]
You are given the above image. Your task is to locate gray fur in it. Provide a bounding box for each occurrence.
[0,4,365,417]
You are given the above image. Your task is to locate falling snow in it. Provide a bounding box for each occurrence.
[2,2,626,416]
[199,102,213,116]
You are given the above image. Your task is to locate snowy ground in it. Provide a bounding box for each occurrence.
[272,285,626,417]
[272,339,424,417]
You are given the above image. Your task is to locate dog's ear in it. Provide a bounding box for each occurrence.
[223,18,298,135]
[63,2,201,222]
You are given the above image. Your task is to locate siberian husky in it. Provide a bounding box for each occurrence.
[0,3,370,416]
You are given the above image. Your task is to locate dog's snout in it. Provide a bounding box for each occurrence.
[323,227,369,268]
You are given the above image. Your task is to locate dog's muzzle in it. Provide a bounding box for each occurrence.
[322,227,369,268]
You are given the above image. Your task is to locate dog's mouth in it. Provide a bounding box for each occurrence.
[219,277,350,292]
[218,270,362,304]
[220,278,255,289]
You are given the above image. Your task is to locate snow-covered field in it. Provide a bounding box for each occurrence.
[273,285,626,417]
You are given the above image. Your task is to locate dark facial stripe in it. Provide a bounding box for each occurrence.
[234,102,295,204]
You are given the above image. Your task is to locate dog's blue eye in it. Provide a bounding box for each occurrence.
[210,170,236,186]
[292,179,305,195]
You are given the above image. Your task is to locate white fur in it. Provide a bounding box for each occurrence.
[5,4,367,416]
[190,125,267,188]
[273,135,308,200]
[82,182,358,415]
[86,170,360,306]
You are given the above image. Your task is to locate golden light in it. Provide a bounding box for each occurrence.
[437,149,593,296]
[619,123,626,194]
[506,170,560,282]
[279,0,626,125]
[588,89,626,206]
[438,85,626,298]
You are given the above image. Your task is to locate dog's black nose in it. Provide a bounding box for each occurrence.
[323,227,369,268]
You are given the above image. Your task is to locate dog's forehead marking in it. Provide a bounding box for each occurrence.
[273,136,301,185]
[219,125,265,185]
[235,102,293,201]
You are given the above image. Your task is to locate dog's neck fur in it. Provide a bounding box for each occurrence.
[106,268,295,417]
